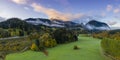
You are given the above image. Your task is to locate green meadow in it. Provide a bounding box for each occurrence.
[6,35,108,60]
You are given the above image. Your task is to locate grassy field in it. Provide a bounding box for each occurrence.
[6,35,107,60]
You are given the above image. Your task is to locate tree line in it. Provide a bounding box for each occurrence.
[92,31,120,60]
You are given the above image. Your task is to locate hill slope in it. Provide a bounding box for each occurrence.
[6,35,107,60]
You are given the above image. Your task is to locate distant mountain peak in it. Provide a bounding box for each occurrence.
[85,20,110,31]
[86,20,108,27]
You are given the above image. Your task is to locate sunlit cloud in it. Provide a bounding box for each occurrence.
[11,0,28,4]
[6,0,120,28]
[31,3,84,21]
[10,0,84,21]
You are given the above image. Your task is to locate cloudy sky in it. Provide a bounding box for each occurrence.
[0,0,120,28]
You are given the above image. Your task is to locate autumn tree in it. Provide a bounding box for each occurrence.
[40,33,57,48]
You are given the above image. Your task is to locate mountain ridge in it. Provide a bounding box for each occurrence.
[0,18,110,31]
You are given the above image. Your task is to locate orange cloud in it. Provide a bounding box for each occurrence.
[31,3,84,21]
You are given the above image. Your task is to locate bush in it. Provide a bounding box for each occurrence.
[31,43,39,51]
[73,45,80,50]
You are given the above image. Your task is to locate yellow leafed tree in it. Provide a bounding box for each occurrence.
[31,43,39,51]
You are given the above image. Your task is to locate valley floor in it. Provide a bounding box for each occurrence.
[6,35,107,60]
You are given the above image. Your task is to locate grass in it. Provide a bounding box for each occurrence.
[6,35,107,60]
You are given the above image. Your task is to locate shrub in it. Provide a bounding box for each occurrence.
[73,45,80,50]
[31,43,39,51]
